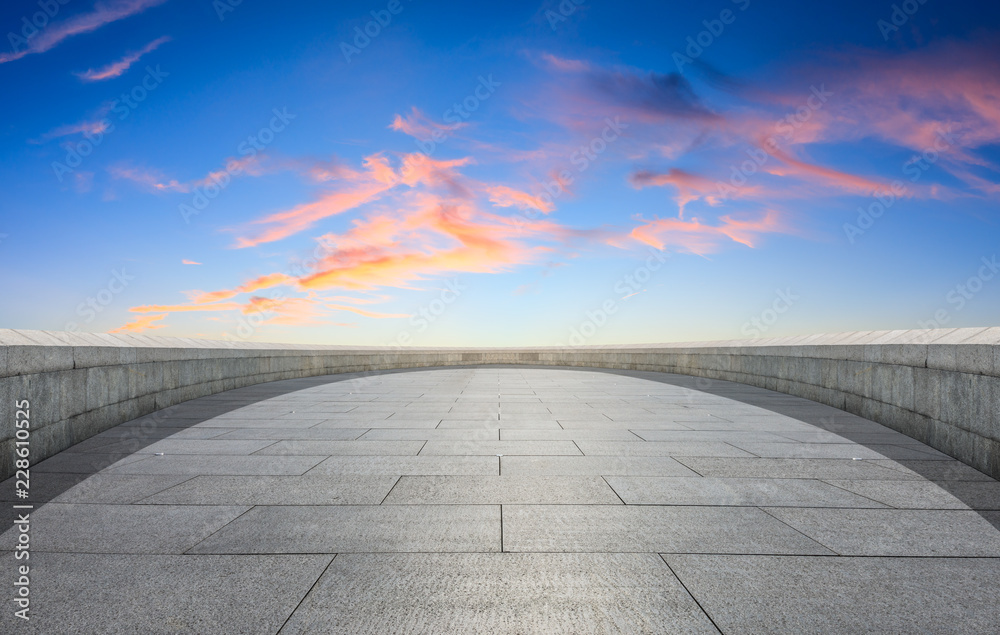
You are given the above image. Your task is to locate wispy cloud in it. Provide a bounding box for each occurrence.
[75,35,170,81]
[109,312,166,333]
[181,259,201,265]
[0,0,169,64]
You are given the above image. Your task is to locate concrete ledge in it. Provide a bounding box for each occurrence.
[1,327,998,479]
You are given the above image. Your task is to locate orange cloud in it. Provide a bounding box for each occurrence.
[130,301,243,313]
[75,35,170,81]
[182,259,201,265]
[628,209,791,255]
[485,185,555,213]
[109,313,167,333]
[189,273,297,304]
[389,107,465,140]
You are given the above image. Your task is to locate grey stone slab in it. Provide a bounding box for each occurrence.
[556,419,692,430]
[501,455,701,477]
[0,503,248,554]
[252,440,424,456]
[503,505,832,554]
[140,474,399,505]
[823,479,1000,510]
[499,429,643,441]
[763,507,1000,556]
[94,438,278,456]
[188,505,500,554]
[382,475,622,505]
[728,442,888,460]
[1,552,332,635]
[315,418,440,429]
[32,452,150,474]
[673,457,925,480]
[192,417,327,428]
[575,440,755,458]
[215,428,368,440]
[52,474,194,504]
[308,455,499,475]
[663,554,1000,634]
[606,477,888,508]
[359,428,499,441]
[280,553,717,634]
[870,459,997,481]
[437,418,563,429]
[103,454,326,475]
[631,430,791,443]
[419,440,582,456]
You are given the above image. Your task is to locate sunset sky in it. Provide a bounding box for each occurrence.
[1,0,998,346]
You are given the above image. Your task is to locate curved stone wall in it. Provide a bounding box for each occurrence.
[1,327,997,479]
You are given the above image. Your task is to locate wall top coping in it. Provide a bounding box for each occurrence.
[1,326,998,350]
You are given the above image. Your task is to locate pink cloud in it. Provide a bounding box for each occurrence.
[75,35,170,81]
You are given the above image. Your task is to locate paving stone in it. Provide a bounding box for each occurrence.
[382,475,622,505]
[663,555,1000,634]
[94,438,277,456]
[140,474,399,505]
[308,455,499,475]
[420,440,582,456]
[501,455,700,477]
[280,553,717,634]
[763,507,1000,556]
[0,503,248,553]
[0,552,332,635]
[575,440,756,457]
[503,505,833,554]
[252,440,425,456]
[188,505,500,554]
[673,457,925,480]
[606,477,888,507]
[103,454,326,475]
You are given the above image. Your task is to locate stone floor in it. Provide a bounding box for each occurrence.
[3,366,1000,633]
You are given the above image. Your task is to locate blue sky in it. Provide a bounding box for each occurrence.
[0,0,998,345]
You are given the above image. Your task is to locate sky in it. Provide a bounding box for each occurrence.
[0,0,998,347]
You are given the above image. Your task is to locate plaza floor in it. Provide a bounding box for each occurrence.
[3,367,1000,633]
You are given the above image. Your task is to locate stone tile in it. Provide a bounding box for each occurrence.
[606,477,888,507]
[663,555,1000,634]
[420,440,582,456]
[215,428,368,440]
[0,503,248,554]
[140,474,400,505]
[382,475,622,505]
[503,505,832,554]
[52,474,194,504]
[673,457,924,480]
[308,455,499,475]
[94,438,277,455]
[763,507,1000,556]
[253,440,425,456]
[188,505,500,554]
[315,418,440,429]
[575,440,755,457]
[631,430,791,443]
[280,553,717,634]
[823,479,1000,509]
[870,459,996,480]
[103,454,326,475]
[32,452,150,473]
[359,428,499,441]
[499,429,643,441]
[0,552,332,634]
[437,419,563,429]
[727,442,888,460]
[501,455,701,477]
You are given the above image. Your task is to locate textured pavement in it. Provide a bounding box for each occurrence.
[3,367,1000,633]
